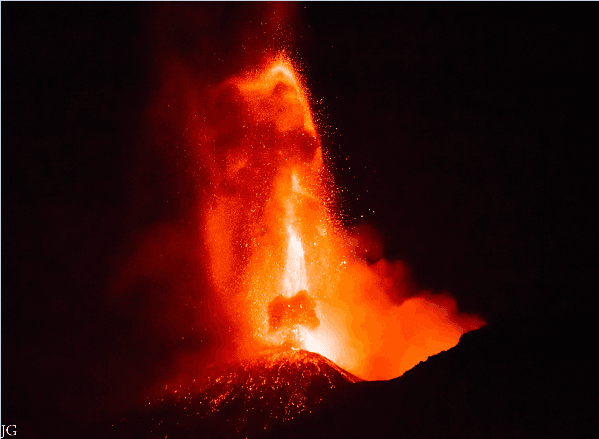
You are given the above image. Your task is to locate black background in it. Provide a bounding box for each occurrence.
[2,3,597,437]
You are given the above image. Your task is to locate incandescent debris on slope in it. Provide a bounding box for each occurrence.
[109,349,360,438]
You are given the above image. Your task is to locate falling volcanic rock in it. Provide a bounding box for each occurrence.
[108,349,360,438]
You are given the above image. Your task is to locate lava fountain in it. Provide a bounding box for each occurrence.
[201,53,485,379]
[110,52,486,439]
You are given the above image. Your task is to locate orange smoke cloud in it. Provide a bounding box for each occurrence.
[310,257,485,379]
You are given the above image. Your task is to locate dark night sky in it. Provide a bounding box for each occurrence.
[2,3,597,437]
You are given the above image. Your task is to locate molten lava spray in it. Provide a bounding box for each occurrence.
[200,54,484,380]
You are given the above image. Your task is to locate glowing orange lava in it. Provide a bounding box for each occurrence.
[202,54,484,380]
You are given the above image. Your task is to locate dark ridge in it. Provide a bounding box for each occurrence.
[271,317,595,439]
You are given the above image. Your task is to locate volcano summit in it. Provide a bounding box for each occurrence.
[110,349,361,438]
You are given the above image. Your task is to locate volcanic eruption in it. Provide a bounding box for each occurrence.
[111,53,484,437]
[200,54,484,373]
